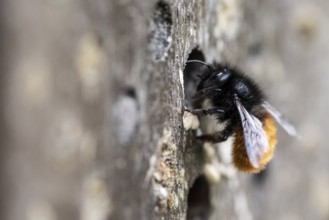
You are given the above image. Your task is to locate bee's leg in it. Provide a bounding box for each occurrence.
[192,88,222,101]
[183,107,225,116]
[198,87,222,95]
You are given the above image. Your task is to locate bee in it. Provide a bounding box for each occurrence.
[184,60,298,173]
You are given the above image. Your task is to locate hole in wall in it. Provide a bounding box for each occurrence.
[187,175,211,220]
[111,87,140,145]
[184,48,206,101]
[148,1,173,61]
[186,48,206,61]
[124,87,136,99]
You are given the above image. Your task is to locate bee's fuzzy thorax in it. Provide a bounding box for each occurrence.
[232,112,277,173]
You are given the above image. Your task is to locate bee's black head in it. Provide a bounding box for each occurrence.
[197,67,231,91]
[185,61,265,109]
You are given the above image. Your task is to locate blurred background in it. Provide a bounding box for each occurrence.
[238,1,329,220]
[0,0,328,220]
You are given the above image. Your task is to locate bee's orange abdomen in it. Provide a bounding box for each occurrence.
[232,112,277,173]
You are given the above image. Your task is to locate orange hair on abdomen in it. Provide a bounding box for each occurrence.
[232,112,277,173]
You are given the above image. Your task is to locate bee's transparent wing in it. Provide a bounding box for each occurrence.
[262,101,298,137]
[235,98,269,168]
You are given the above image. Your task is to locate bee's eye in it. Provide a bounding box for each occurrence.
[215,69,230,83]
[216,72,223,77]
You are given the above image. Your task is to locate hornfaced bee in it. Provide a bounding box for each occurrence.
[184,60,298,173]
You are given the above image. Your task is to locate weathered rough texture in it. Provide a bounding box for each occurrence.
[1,0,329,220]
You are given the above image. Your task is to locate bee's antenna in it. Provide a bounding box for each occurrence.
[186,60,211,70]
